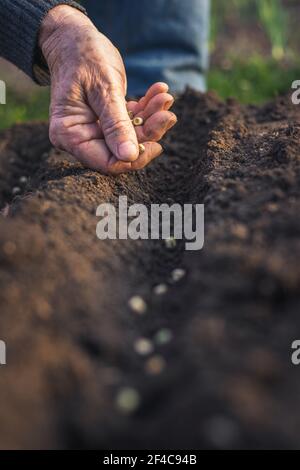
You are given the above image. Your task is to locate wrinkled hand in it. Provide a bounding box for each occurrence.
[39,5,177,174]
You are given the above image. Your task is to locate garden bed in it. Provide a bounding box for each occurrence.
[0,90,299,449]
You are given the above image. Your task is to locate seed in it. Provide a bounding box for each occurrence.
[133,117,143,127]
[134,338,154,356]
[145,355,166,375]
[165,237,176,249]
[153,284,168,295]
[128,110,134,119]
[139,144,146,155]
[12,187,21,195]
[116,387,141,414]
[19,176,28,184]
[154,328,173,345]
[128,295,147,314]
[171,268,186,282]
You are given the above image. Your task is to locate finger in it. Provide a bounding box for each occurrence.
[107,142,163,174]
[131,142,163,170]
[137,82,169,112]
[135,111,177,142]
[106,155,132,175]
[66,122,104,148]
[49,115,103,146]
[126,100,139,116]
[92,90,139,162]
[69,138,113,172]
[50,108,98,127]
[138,93,174,121]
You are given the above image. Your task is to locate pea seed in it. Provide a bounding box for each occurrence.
[145,355,166,375]
[171,268,186,282]
[128,295,147,314]
[139,144,146,155]
[128,110,134,119]
[12,187,21,195]
[116,387,141,414]
[165,237,176,249]
[134,338,154,356]
[133,117,143,127]
[154,328,173,345]
[153,284,168,295]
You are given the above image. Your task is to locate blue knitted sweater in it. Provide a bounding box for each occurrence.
[0,0,85,84]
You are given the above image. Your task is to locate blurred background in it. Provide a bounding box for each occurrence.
[0,0,299,130]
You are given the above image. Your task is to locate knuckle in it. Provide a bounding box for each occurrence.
[49,121,61,148]
[103,118,132,140]
[67,133,81,149]
[49,118,73,150]
[107,159,131,175]
[145,127,160,141]
[98,81,122,102]
[131,161,144,171]
[106,164,122,176]
[144,127,155,140]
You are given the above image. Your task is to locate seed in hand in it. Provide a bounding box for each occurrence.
[133,117,143,127]
[139,144,146,155]
[128,110,134,119]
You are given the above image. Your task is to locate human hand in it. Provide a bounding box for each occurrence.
[39,5,177,174]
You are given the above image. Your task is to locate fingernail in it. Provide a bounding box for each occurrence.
[164,99,174,110]
[167,117,177,131]
[118,141,138,161]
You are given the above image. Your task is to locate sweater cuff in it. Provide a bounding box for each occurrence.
[0,1,86,85]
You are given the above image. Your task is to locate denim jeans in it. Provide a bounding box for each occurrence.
[82,0,210,96]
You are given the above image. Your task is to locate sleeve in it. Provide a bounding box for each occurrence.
[0,0,87,85]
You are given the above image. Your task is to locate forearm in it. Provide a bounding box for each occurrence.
[0,0,86,84]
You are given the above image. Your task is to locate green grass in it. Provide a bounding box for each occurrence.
[0,0,298,128]
[255,0,288,60]
[210,0,289,59]
[208,56,300,104]
[1,56,299,131]
[0,87,50,130]
[208,0,300,103]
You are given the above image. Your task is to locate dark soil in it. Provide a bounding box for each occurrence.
[0,90,300,450]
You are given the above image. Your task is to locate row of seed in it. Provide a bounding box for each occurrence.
[116,251,186,414]
[11,175,28,195]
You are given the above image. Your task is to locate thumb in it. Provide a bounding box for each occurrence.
[96,90,139,162]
